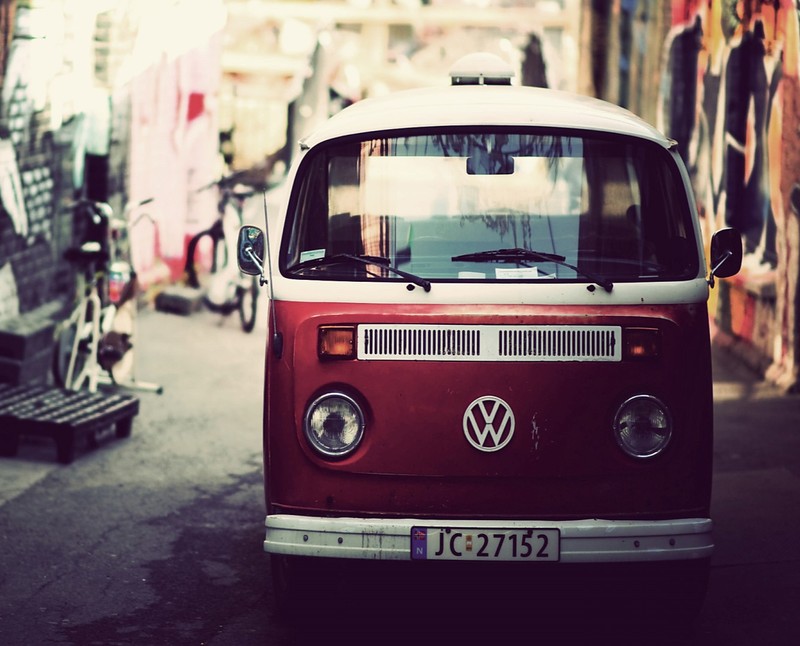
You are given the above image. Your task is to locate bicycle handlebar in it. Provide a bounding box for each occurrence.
[131,197,155,208]
[193,166,267,194]
[124,198,156,229]
[129,213,157,231]
[63,198,108,208]
[63,199,113,221]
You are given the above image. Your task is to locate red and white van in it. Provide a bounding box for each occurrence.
[238,53,742,621]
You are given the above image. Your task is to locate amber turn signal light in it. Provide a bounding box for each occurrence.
[318,326,356,360]
[623,327,661,360]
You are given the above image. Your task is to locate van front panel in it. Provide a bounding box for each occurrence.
[264,300,712,521]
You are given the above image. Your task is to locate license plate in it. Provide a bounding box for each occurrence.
[410,527,560,561]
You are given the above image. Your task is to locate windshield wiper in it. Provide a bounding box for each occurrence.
[288,253,431,292]
[451,247,613,293]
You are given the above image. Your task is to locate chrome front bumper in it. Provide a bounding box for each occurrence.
[264,515,713,563]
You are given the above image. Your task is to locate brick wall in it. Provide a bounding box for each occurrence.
[1,0,84,382]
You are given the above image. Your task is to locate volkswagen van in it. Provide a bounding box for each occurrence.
[238,53,742,621]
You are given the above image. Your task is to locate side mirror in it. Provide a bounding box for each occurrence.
[709,227,742,282]
[237,225,265,277]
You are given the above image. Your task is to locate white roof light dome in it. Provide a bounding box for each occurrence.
[449,52,514,86]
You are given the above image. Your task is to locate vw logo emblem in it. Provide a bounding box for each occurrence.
[463,396,515,452]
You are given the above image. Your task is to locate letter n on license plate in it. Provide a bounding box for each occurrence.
[410,527,560,561]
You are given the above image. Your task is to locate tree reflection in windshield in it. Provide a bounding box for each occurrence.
[285,131,697,283]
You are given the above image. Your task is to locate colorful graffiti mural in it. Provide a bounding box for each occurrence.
[659,0,800,390]
[123,0,226,287]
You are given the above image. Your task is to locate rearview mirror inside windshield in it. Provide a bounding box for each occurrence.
[466,148,515,175]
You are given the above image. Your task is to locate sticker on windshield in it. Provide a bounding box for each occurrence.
[496,267,543,279]
[300,249,326,263]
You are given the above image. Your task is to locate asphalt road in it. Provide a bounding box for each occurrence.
[1,304,799,645]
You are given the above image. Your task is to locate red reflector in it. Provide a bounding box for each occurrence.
[623,327,661,360]
[318,326,356,359]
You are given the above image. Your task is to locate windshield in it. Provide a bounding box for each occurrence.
[282,131,698,284]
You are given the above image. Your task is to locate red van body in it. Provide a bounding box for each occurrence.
[238,54,742,619]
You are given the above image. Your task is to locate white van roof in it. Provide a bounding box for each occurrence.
[301,83,674,150]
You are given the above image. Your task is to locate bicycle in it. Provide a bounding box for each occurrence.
[52,198,163,395]
[184,172,261,333]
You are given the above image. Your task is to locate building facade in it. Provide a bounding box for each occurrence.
[582,0,800,392]
[2,0,799,391]
[0,0,225,383]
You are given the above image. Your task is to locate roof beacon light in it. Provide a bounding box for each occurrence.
[449,52,514,86]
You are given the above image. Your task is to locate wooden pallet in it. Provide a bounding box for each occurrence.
[0,383,139,464]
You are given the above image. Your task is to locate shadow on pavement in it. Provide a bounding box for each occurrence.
[277,559,703,646]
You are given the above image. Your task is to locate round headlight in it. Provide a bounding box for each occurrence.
[304,392,365,458]
[613,395,672,458]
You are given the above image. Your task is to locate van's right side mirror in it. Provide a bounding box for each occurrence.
[709,227,742,283]
[238,225,265,277]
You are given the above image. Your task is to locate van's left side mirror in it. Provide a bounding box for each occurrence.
[709,227,742,284]
[238,225,265,277]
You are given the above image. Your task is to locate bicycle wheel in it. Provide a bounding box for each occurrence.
[184,220,224,289]
[238,275,259,333]
[187,223,235,315]
[52,319,88,389]
[202,229,242,316]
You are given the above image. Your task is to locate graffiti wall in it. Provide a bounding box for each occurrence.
[658,0,800,391]
[122,0,225,287]
[0,0,68,321]
[0,0,226,329]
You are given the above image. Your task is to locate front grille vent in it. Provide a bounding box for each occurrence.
[361,326,481,359]
[498,327,618,359]
[358,325,621,362]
